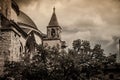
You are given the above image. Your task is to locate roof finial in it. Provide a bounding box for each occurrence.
[53,6,55,13]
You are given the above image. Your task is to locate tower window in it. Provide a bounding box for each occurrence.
[51,29,56,38]
[19,41,23,53]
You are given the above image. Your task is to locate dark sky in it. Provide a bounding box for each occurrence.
[15,0,120,55]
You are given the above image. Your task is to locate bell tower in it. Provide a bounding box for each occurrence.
[0,0,11,19]
[47,7,62,40]
[43,7,63,48]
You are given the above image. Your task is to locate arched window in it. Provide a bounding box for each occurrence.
[19,41,23,53]
[51,29,56,38]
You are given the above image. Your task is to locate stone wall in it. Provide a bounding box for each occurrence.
[0,29,22,62]
[0,30,11,55]
[0,55,4,75]
[10,30,21,61]
[0,30,11,75]
[47,27,61,39]
[43,40,61,48]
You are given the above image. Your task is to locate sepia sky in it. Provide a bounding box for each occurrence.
[15,0,120,55]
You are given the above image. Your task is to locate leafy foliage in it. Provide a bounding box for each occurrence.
[1,39,117,80]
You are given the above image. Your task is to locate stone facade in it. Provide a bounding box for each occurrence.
[0,0,42,63]
[47,27,61,39]
[0,30,11,54]
[43,40,61,48]
[0,55,5,75]
[0,29,22,62]
[0,0,64,66]
[0,0,44,75]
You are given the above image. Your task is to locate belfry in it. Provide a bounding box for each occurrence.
[43,7,63,48]
[0,0,65,75]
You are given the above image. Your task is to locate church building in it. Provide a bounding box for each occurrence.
[0,0,64,63]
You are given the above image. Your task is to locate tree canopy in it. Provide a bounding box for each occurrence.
[1,39,118,80]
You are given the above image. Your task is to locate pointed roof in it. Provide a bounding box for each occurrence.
[48,7,60,27]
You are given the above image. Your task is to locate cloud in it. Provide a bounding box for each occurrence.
[15,0,38,6]
[61,30,91,48]
[15,0,120,54]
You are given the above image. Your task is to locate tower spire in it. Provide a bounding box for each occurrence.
[48,6,59,27]
[53,6,55,13]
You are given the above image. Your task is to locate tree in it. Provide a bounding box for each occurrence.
[2,39,113,80]
[72,39,82,52]
[92,44,104,61]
